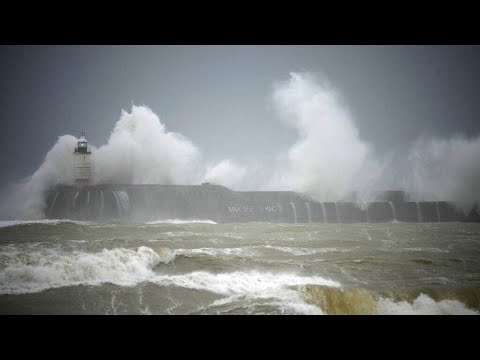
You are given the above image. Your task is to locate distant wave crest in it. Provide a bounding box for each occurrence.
[146,219,217,225]
[0,219,91,229]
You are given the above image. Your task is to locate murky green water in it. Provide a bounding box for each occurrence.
[0,220,479,314]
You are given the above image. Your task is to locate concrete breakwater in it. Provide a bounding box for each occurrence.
[44,183,478,223]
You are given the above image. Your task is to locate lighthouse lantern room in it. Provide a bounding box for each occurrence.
[74,132,91,186]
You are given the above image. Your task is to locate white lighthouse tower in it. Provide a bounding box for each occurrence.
[74,132,91,186]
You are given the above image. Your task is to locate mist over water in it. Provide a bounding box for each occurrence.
[0,135,78,219]
[407,136,480,204]
[0,72,479,220]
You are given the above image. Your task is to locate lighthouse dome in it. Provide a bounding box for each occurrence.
[74,132,91,154]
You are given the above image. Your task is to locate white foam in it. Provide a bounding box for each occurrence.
[0,219,91,228]
[403,247,450,253]
[265,245,343,256]
[152,270,340,315]
[377,294,478,315]
[175,247,258,258]
[0,246,173,295]
[146,219,217,225]
[175,245,339,259]
[207,293,323,315]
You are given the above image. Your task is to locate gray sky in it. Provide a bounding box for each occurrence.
[1,45,479,187]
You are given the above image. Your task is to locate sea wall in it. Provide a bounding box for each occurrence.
[44,185,476,223]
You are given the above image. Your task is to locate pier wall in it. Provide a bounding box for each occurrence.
[44,185,475,223]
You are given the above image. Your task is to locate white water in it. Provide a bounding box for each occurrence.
[176,245,345,259]
[289,202,297,224]
[112,191,121,217]
[1,243,475,314]
[416,202,423,223]
[265,246,345,256]
[377,294,478,315]
[0,246,173,295]
[47,192,59,217]
[389,201,397,221]
[151,270,340,315]
[0,243,344,314]
[320,202,328,223]
[113,190,130,218]
[73,192,79,209]
[146,219,217,225]
[100,190,104,217]
[305,202,312,223]
[175,247,259,258]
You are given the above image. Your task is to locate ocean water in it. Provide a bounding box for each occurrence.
[0,220,479,315]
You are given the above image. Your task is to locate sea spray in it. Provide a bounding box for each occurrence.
[0,106,245,219]
[407,135,480,206]
[266,72,382,203]
[2,75,480,220]
[203,159,247,189]
[92,106,201,185]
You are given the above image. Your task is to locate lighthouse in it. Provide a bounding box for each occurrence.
[74,132,91,186]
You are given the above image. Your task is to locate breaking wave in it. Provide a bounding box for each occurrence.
[151,270,341,315]
[377,294,478,315]
[300,285,479,315]
[0,246,174,295]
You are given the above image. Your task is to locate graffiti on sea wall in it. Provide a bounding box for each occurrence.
[227,204,283,213]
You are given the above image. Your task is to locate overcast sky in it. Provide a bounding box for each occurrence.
[1,45,479,187]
